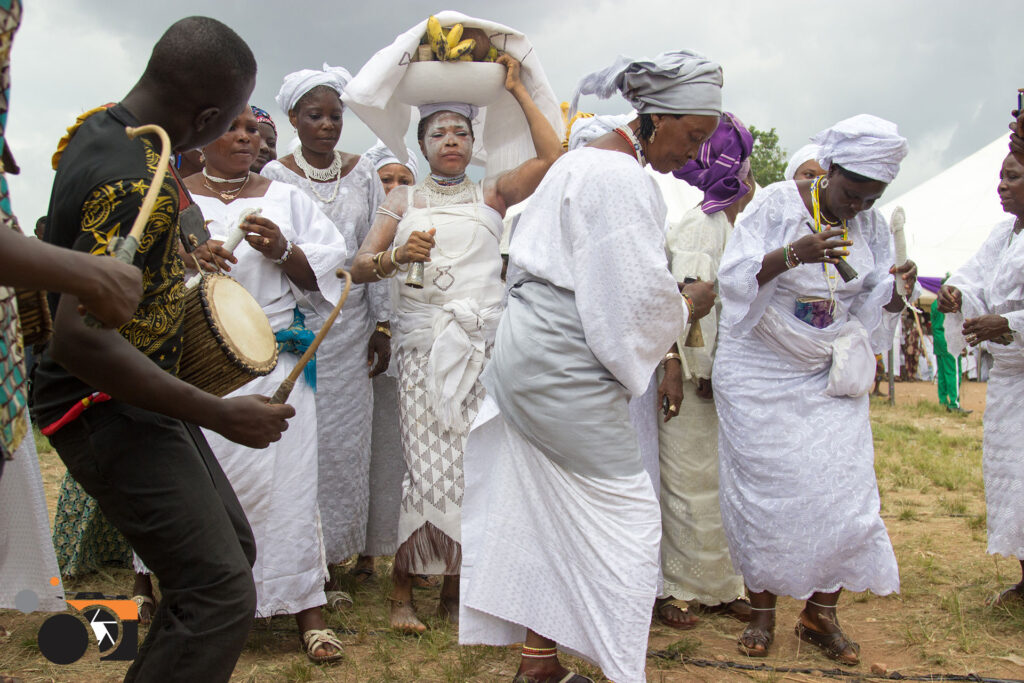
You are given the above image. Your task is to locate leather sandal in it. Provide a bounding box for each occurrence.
[698,597,753,623]
[737,622,774,657]
[657,598,699,630]
[300,628,344,664]
[990,585,1024,607]
[132,594,156,626]
[512,673,595,683]
[795,618,860,666]
[324,590,353,611]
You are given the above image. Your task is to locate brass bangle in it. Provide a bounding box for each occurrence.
[374,324,392,338]
[681,294,695,319]
[662,352,682,367]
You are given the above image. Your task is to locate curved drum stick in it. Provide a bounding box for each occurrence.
[83,124,172,328]
[269,269,352,405]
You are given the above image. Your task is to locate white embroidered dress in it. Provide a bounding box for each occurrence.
[945,217,1024,559]
[658,206,745,605]
[193,182,347,616]
[390,180,504,574]
[261,157,390,562]
[460,148,684,683]
[713,181,900,599]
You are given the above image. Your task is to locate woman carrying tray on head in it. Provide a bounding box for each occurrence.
[261,66,391,604]
[348,52,563,633]
[184,106,350,664]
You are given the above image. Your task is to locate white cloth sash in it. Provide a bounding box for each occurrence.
[395,297,502,429]
[753,305,875,398]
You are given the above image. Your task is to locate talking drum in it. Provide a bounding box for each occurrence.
[178,273,278,397]
[15,288,52,347]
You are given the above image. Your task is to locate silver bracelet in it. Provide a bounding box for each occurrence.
[376,206,402,221]
[273,239,294,265]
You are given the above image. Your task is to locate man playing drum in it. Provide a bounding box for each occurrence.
[31,17,294,683]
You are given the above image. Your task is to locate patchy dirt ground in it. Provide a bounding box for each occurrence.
[2,384,1022,682]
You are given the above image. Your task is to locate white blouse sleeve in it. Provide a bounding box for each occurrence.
[286,185,349,311]
[717,184,788,336]
[569,160,684,397]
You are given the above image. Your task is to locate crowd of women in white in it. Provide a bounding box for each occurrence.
[6,13,1023,683]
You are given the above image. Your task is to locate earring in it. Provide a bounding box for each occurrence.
[820,176,829,189]
[649,126,658,144]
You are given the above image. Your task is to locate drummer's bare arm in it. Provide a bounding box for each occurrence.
[49,298,295,449]
[350,189,427,284]
[484,55,564,217]
[0,226,142,328]
[242,215,317,291]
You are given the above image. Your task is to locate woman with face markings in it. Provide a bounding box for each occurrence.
[349,54,563,635]
[261,66,390,612]
[713,115,916,665]
[938,152,1024,609]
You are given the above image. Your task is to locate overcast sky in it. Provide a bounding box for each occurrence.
[8,1,1024,227]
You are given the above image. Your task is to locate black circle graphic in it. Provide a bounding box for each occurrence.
[37,613,89,665]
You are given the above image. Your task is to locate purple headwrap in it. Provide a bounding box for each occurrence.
[672,112,753,214]
[251,105,276,132]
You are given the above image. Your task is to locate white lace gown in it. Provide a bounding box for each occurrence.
[945,217,1024,559]
[659,207,745,605]
[261,157,391,563]
[193,183,347,616]
[713,181,901,599]
[460,148,684,683]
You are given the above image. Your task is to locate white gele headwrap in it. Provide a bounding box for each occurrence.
[567,112,634,151]
[783,143,822,180]
[570,49,723,120]
[364,139,419,182]
[276,63,353,115]
[341,11,562,178]
[811,114,909,184]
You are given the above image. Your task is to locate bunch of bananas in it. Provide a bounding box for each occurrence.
[426,16,476,61]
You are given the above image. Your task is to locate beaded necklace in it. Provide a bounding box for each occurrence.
[810,176,849,310]
[613,125,648,167]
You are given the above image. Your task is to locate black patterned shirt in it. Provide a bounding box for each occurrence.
[32,104,185,427]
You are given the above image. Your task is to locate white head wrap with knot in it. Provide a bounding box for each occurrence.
[570,49,723,119]
[567,113,633,151]
[811,114,909,184]
[275,63,353,115]
[783,143,823,180]
[363,140,419,182]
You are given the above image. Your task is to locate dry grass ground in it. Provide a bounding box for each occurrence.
[2,381,1023,682]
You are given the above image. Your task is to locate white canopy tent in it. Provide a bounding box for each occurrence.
[880,136,1011,278]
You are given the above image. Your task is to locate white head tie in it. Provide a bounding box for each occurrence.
[276,63,352,115]
[812,114,908,184]
[364,140,419,181]
[783,143,823,180]
[417,102,479,122]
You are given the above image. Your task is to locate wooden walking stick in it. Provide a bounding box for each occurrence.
[83,124,172,327]
[269,269,352,404]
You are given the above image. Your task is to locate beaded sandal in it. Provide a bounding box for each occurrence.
[300,628,344,664]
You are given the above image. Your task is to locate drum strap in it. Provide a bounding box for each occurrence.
[40,391,111,436]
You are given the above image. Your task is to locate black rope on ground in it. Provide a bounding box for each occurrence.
[648,650,1024,683]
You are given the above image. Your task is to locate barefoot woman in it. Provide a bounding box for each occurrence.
[348,55,563,633]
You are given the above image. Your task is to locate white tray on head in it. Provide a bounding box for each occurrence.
[393,61,506,108]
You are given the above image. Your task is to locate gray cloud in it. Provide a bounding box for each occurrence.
[9,1,1024,227]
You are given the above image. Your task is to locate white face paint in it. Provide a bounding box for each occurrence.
[421,112,473,175]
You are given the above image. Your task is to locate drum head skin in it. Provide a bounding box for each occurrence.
[204,274,277,371]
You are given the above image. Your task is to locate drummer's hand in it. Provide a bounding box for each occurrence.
[367,327,391,378]
[962,314,1011,346]
[938,284,962,313]
[497,54,524,94]
[396,228,435,264]
[214,394,295,449]
[74,255,143,328]
[244,215,288,261]
[657,357,683,423]
[193,239,237,273]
